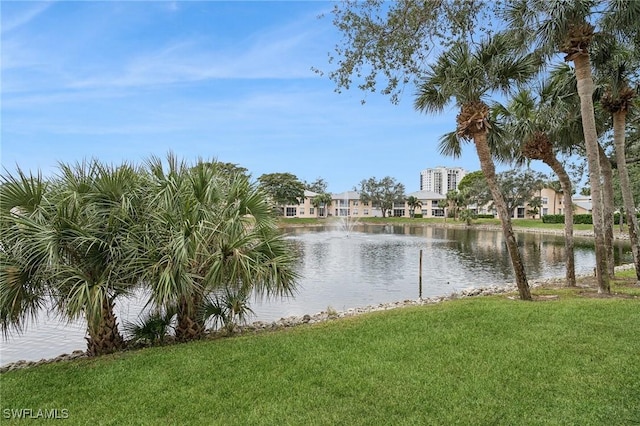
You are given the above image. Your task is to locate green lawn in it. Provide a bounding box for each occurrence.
[2,288,639,425]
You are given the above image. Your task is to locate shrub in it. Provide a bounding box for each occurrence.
[613,212,640,224]
[413,213,423,219]
[542,214,594,224]
[476,214,495,219]
[542,214,564,224]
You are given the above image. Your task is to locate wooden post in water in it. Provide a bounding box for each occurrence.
[419,249,423,299]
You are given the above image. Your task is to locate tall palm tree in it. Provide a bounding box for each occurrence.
[504,0,640,292]
[0,160,144,355]
[494,86,578,286]
[596,42,640,283]
[415,34,540,301]
[140,154,298,342]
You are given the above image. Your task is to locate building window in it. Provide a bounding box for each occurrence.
[364,209,369,216]
[310,207,314,215]
[431,200,439,207]
[542,208,548,216]
[542,197,548,205]
[353,209,358,216]
[299,208,305,216]
[286,207,297,217]
[393,209,405,217]
[432,209,444,217]
[353,201,359,206]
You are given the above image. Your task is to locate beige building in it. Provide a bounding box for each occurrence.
[281,190,319,218]
[403,190,447,218]
[280,186,579,220]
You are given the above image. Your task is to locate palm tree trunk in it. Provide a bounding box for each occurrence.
[598,144,615,277]
[573,54,610,293]
[474,133,531,300]
[545,158,576,287]
[613,110,640,284]
[86,298,125,356]
[175,295,206,342]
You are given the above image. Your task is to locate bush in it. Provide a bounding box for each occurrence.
[613,212,640,224]
[542,214,565,224]
[542,214,594,224]
[413,213,423,219]
[476,214,495,219]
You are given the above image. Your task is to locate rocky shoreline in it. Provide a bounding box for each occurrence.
[3,263,634,374]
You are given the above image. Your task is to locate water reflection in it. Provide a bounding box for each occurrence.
[1,225,632,365]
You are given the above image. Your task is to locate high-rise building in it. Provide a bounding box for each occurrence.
[420,167,467,195]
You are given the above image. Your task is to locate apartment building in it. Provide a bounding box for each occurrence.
[419,167,467,195]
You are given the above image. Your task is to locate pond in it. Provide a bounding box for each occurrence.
[0,224,632,365]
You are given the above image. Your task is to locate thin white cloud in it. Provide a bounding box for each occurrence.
[1,1,53,34]
[68,8,328,90]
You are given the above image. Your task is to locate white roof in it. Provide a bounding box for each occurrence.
[406,190,446,200]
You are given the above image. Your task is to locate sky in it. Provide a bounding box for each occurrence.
[2,1,551,194]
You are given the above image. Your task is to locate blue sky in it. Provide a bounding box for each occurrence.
[2,1,531,193]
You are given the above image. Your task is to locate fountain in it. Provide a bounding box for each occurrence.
[332,192,361,236]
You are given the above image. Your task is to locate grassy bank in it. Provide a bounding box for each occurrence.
[278,216,596,232]
[2,282,639,425]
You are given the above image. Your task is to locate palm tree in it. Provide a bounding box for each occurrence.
[140,154,299,342]
[0,160,144,356]
[415,33,540,301]
[312,193,333,218]
[596,42,640,283]
[495,86,578,286]
[437,199,448,221]
[406,196,422,218]
[504,0,640,292]
[547,180,562,216]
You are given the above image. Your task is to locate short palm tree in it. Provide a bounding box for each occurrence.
[0,160,144,355]
[415,33,540,300]
[140,154,299,342]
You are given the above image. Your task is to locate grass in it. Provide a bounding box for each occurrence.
[2,288,639,425]
[278,216,597,232]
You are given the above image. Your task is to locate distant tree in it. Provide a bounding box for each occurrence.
[494,170,547,218]
[215,162,250,179]
[311,193,333,218]
[580,187,591,197]
[458,172,490,215]
[304,177,329,194]
[457,171,486,193]
[446,190,470,221]
[437,199,448,221]
[547,180,563,215]
[257,173,305,215]
[406,196,422,218]
[527,196,543,219]
[358,176,405,218]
